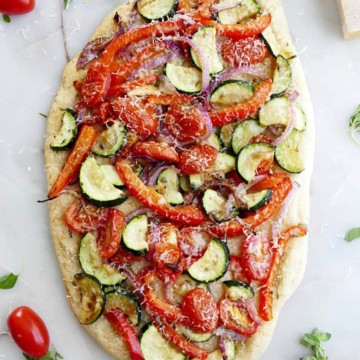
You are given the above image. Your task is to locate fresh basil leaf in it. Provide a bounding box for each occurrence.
[300,328,331,360]
[64,0,72,9]
[23,349,63,360]
[349,104,360,146]
[312,328,331,342]
[0,273,18,289]
[300,334,320,348]
[2,14,10,23]
[344,227,360,242]
[302,356,318,360]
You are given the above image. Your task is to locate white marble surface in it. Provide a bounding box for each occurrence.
[0,0,360,358]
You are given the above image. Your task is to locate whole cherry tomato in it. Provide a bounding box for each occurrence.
[0,0,35,15]
[7,306,50,358]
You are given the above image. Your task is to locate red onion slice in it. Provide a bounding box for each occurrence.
[132,52,174,79]
[245,298,262,326]
[125,208,152,223]
[215,327,247,342]
[211,0,242,13]
[271,101,296,146]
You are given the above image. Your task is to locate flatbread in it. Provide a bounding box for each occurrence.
[44,0,314,358]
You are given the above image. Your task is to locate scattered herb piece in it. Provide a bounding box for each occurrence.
[349,104,360,146]
[2,14,10,23]
[300,328,331,360]
[344,227,360,242]
[23,349,64,360]
[39,113,48,118]
[0,273,18,289]
[64,0,72,9]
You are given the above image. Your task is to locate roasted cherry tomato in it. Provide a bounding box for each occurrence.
[97,209,125,259]
[132,141,179,163]
[112,98,159,138]
[222,36,269,67]
[164,103,210,144]
[241,232,272,281]
[182,288,219,333]
[219,299,257,337]
[178,144,217,175]
[7,306,50,358]
[0,0,35,15]
[64,199,109,233]
[108,74,158,97]
[229,255,251,283]
[178,227,212,257]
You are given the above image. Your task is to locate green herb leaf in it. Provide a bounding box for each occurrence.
[0,273,18,289]
[349,104,360,146]
[64,0,72,9]
[23,349,63,360]
[300,328,331,360]
[344,227,360,242]
[2,14,10,23]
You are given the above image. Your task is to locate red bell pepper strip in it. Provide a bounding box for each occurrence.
[210,79,272,126]
[115,160,206,225]
[259,225,308,321]
[132,141,179,163]
[48,125,98,199]
[103,309,144,360]
[210,175,293,237]
[153,319,208,359]
[201,13,272,40]
[108,74,158,97]
[146,94,194,106]
[197,0,213,19]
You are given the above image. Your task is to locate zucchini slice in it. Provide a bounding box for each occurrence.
[272,55,292,96]
[259,97,292,127]
[210,80,254,107]
[220,123,237,149]
[73,273,105,325]
[157,168,184,205]
[92,121,127,158]
[220,337,236,360]
[105,289,141,326]
[241,189,272,211]
[217,0,260,24]
[141,323,186,360]
[122,215,149,255]
[191,26,224,74]
[236,142,275,183]
[292,101,307,131]
[50,110,78,150]
[204,133,222,151]
[223,280,254,301]
[232,120,264,154]
[275,129,304,173]
[165,63,202,94]
[202,189,238,222]
[79,233,126,285]
[179,176,191,192]
[137,0,177,21]
[80,157,127,207]
[188,238,230,283]
[176,324,213,342]
[261,27,296,60]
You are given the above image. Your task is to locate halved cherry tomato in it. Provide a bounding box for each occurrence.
[112,98,159,137]
[227,170,244,185]
[110,244,143,265]
[108,74,158,97]
[104,309,144,360]
[259,225,307,321]
[178,144,217,175]
[64,199,109,233]
[219,299,257,337]
[210,79,272,126]
[229,256,251,283]
[81,62,111,107]
[146,94,193,106]
[152,319,208,360]
[182,288,219,333]
[7,306,50,358]
[164,103,210,144]
[132,141,179,162]
[48,125,98,199]
[97,209,125,259]
[178,227,212,257]
[222,36,269,67]
[241,232,272,281]
[0,0,35,15]
[115,160,206,225]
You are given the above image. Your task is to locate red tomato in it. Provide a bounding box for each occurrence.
[97,209,125,259]
[178,144,217,175]
[222,36,269,67]
[241,232,272,281]
[164,104,210,144]
[7,306,50,358]
[64,199,109,233]
[229,256,251,283]
[182,288,219,333]
[219,299,257,337]
[112,98,159,137]
[0,0,35,15]
[132,141,179,163]
[178,227,212,257]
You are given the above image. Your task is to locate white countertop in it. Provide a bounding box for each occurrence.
[0,0,359,358]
